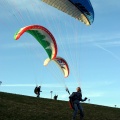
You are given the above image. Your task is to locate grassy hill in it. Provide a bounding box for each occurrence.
[0,92,120,120]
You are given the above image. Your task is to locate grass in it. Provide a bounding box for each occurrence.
[0,92,120,120]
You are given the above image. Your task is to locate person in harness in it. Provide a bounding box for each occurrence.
[34,86,42,97]
[69,87,87,120]
[54,94,58,100]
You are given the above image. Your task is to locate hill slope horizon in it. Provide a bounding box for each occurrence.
[0,92,120,120]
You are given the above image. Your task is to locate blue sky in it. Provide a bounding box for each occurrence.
[0,0,120,108]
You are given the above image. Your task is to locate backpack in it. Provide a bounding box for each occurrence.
[34,87,38,94]
[69,99,74,109]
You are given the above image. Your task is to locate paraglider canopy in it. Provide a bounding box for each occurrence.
[14,25,57,60]
[42,0,94,25]
[44,57,69,78]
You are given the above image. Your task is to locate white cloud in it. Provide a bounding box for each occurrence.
[1,84,35,87]
[86,91,104,98]
[59,94,69,99]
[1,83,64,88]
[95,40,120,47]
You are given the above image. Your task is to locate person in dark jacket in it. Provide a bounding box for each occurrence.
[37,86,41,97]
[69,87,87,120]
[54,95,58,100]
[34,86,42,98]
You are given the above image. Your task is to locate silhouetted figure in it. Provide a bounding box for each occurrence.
[0,81,2,85]
[54,95,58,100]
[69,87,87,120]
[34,86,42,98]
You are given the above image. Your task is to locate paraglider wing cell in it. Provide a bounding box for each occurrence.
[14,25,57,59]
